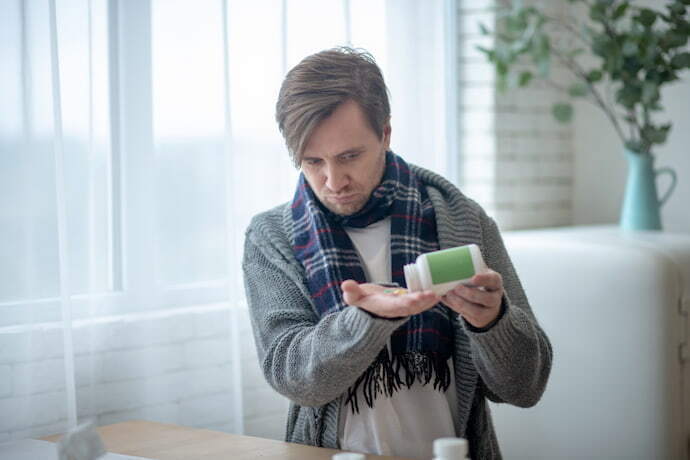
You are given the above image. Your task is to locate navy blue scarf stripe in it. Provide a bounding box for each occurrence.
[291,151,453,412]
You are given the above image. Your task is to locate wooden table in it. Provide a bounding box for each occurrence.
[42,420,411,459]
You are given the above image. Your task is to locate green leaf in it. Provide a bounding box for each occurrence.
[496,59,509,77]
[625,139,645,153]
[636,8,657,27]
[668,3,686,15]
[518,71,533,87]
[590,3,607,21]
[497,73,509,93]
[479,23,491,35]
[568,82,589,97]
[642,124,672,144]
[552,103,574,123]
[604,52,624,76]
[592,35,611,57]
[476,45,495,61]
[655,69,678,84]
[671,52,690,68]
[612,3,629,20]
[622,56,643,77]
[587,69,604,82]
[616,84,642,109]
[664,31,689,48]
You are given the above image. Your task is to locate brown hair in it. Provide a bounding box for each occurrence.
[275,47,390,167]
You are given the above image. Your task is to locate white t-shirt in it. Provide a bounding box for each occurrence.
[341,217,459,460]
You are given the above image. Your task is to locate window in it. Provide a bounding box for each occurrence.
[0,0,455,439]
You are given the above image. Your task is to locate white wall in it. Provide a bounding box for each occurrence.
[572,3,690,234]
[0,306,288,442]
[456,0,574,230]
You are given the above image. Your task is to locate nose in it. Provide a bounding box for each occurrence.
[324,163,349,193]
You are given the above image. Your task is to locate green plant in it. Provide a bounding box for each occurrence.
[478,0,690,154]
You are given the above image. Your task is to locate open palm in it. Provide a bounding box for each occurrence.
[341,280,440,319]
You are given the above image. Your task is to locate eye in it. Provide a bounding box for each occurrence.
[303,158,322,167]
[341,152,361,162]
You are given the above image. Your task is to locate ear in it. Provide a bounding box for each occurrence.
[382,120,392,150]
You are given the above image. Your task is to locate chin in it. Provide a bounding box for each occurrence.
[327,200,366,216]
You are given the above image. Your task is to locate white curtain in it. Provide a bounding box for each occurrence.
[0,0,455,441]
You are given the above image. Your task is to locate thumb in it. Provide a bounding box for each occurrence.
[341,280,363,305]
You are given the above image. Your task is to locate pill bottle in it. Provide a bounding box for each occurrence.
[404,244,487,296]
[433,437,470,460]
[332,453,365,460]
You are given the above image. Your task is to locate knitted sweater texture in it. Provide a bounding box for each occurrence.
[242,164,552,459]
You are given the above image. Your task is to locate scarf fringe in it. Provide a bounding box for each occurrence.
[345,350,452,414]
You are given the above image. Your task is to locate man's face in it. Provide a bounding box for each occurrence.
[300,100,391,216]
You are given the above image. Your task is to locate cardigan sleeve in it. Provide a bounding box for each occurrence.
[242,219,408,408]
[464,212,553,408]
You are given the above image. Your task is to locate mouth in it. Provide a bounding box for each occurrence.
[329,194,358,204]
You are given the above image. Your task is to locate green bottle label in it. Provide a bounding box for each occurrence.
[426,246,475,285]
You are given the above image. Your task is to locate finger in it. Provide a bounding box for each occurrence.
[445,297,480,323]
[452,285,501,309]
[448,294,497,326]
[444,289,486,311]
[471,270,503,292]
[341,280,364,305]
[441,291,464,311]
[440,297,455,311]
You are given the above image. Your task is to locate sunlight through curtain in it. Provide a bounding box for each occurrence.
[0,0,453,441]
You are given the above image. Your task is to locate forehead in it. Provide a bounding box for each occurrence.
[301,100,379,159]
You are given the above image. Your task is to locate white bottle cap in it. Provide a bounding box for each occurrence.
[332,453,366,460]
[433,437,468,458]
[404,262,422,292]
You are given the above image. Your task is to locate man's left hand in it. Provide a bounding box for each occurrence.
[441,269,504,329]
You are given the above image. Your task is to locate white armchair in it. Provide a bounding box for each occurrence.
[492,225,690,460]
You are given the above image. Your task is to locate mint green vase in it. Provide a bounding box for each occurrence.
[620,149,677,231]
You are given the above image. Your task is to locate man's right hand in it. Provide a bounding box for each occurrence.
[340,280,440,318]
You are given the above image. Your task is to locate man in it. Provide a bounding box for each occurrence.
[242,47,552,460]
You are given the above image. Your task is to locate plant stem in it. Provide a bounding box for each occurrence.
[551,50,627,144]
[631,106,642,144]
[641,105,651,153]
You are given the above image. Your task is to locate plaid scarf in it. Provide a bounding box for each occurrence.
[291,151,453,413]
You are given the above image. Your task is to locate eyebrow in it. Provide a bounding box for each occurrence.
[303,146,366,162]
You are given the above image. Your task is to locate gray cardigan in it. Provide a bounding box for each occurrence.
[242,165,552,459]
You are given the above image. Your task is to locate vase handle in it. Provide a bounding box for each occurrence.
[655,167,677,208]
